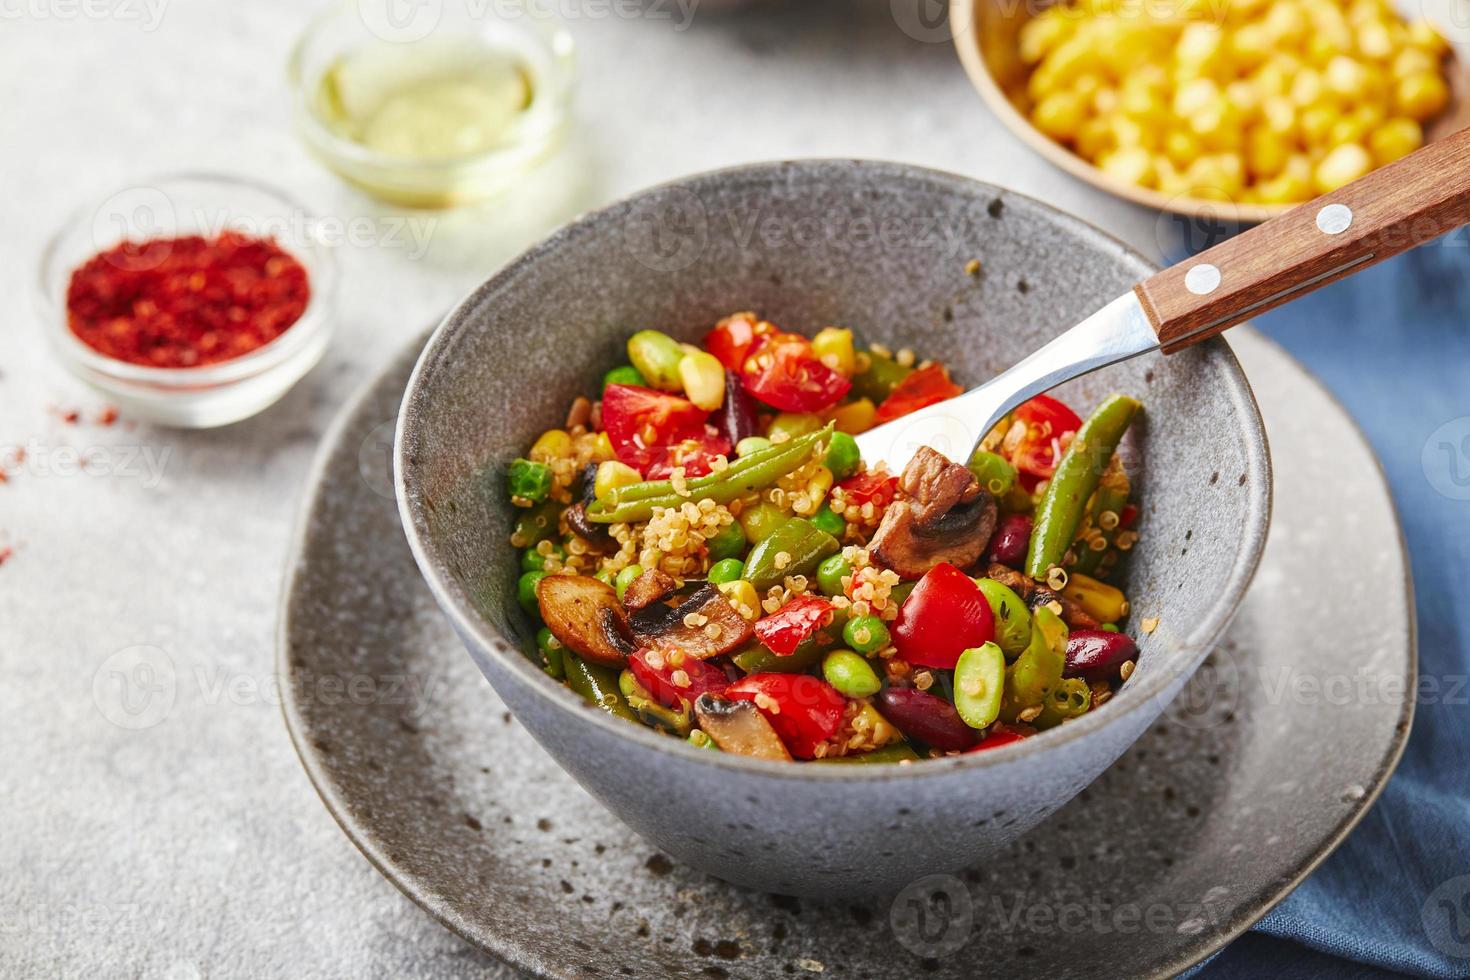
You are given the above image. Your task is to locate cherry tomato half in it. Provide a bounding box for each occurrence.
[1010,394,1082,482]
[873,363,962,424]
[891,562,995,670]
[629,648,729,708]
[752,594,833,657]
[601,384,724,475]
[742,333,851,413]
[703,312,762,371]
[835,470,899,507]
[725,673,846,759]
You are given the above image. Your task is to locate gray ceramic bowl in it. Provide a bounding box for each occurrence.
[395,160,1271,899]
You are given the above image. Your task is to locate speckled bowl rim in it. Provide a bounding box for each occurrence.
[393,159,1272,782]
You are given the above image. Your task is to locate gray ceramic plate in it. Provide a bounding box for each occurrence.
[279,327,1412,979]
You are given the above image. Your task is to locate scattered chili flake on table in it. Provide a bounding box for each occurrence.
[0,547,11,567]
[65,231,310,368]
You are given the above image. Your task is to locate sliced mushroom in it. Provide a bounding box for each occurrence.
[565,501,616,554]
[628,584,754,660]
[535,574,636,667]
[870,447,997,578]
[985,562,1101,631]
[693,695,792,761]
[621,568,679,612]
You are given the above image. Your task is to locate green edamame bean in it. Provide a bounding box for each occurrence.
[966,449,1017,499]
[809,504,846,539]
[768,412,823,441]
[602,364,647,392]
[614,564,644,600]
[822,649,882,698]
[823,430,861,481]
[518,571,547,615]
[816,553,852,597]
[739,501,788,544]
[626,330,686,391]
[843,614,890,655]
[975,578,1032,658]
[953,642,1005,729]
[708,558,745,585]
[735,436,772,457]
[706,522,746,563]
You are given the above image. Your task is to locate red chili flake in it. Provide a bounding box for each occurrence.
[53,406,81,425]
[65,231,310,369]
[0,467,7,484]
[97,406,119,426]
[0,547,11,567]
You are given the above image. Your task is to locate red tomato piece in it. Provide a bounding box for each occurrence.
[643,430,733,479]
[629,649,729,708]
[835,470,899,507]
[1120,503,1139,529]
[741,333,851,412]
[1009,394,1082,481]
[752,594,834,656]
[873,364,963,424]
[725,673,846,759]
[703,313,761,371]
[601,384,714,474]
[967,729,1028,752]
[891,562,995,669]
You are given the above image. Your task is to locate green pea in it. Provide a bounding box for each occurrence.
[708,558,746,585]
[810,504,846,539]
[966,449,1017,499]
[738,501,788,544]
[824,430,861,481]
[518,571,547,615]
[507,458,553,503]
[822,649,882,698]
[626,330,686,392]
[602,364,647,391]
[816,553,852,597]
[953,642,1005,729]
[735,436,772,457]
[614,564,644,600]
[536,627,565,679]
[706,522,747,563]
[975,578,1032,659]
[521,544,565,573]
[843,614,890,655]
[768,412,823,441]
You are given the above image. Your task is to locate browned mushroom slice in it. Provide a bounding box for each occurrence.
[871,448,997,579]
[535,574,636,668]
[621,568,679,612]
[564,501,616,554]
[628,584,753,660]
[693,695,792,761]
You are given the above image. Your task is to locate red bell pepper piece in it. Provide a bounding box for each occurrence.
[873,363,963,424]
[891,562,995,669]
[752,594,833,656]
[703,313,761,371]
[725,673,846,759]
[741,333,851,413]
[1009,394,1082,483]
[629,648,729,708]
[835,470,898,507]
[967,729,1028,752]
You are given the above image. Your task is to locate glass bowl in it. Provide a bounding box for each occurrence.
[287,0,575,208]
[36,173,338,428]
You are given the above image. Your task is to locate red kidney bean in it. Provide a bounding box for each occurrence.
[985,513,1033,567]
[1064,630,1138,682]
[714,369,758,446]
[876,688,976,751]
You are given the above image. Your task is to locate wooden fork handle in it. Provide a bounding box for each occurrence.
[1136,125,1470,353]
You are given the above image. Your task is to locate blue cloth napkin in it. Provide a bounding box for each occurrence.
[1195,242,1470,978]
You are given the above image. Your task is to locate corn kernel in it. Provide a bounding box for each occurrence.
[1164,128,1203,168]
[1032,90,1089,140]
[1289,68,1326,107]
[1324,55,1372,99]
[1368,116,1422,164]
[1395,72,1449,120]
[1355,20,1394,60]
[530,429,572,461]
[811,327,856,377]
[716,579,759,621]
[1314,142,1373,192]
[1019,11,1071,65]
[827,398,877,435]
[594,460,642,502]
[677,349,726,411]
[1099,146,1157,186]
[1407,18,1450,57]
[1391,47,1438,80]
[1246,126,1291,178]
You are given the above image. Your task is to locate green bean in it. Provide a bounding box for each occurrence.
[1071,468,1131,576]
[734,635,832,674]
[1032,677,1093,730]
[975,578,1032,659]
[814,742,921,764]
[851,350,912,402]
[619,670,693,734]
[564,652,639,723]
[626,330,686,391]
[1025,395,1140,578]
[613,564,644,600]
[1000,605,1068,722]
[822,650,882,698]
[966,449,1017,499]
[511,500,563,547]
[518,571,547,615]
[816,553,852,597]
[706,522,747,562]
[708,558,745,584]
[823,431,861,481]
[535,626,565,679]
[744,517,840,591]
[507,458,553,502]
[586,426,833,523]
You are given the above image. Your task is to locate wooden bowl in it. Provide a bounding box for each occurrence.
[950,0,1470,224]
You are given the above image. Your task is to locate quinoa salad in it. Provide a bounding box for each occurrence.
[506,313,1144,763]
